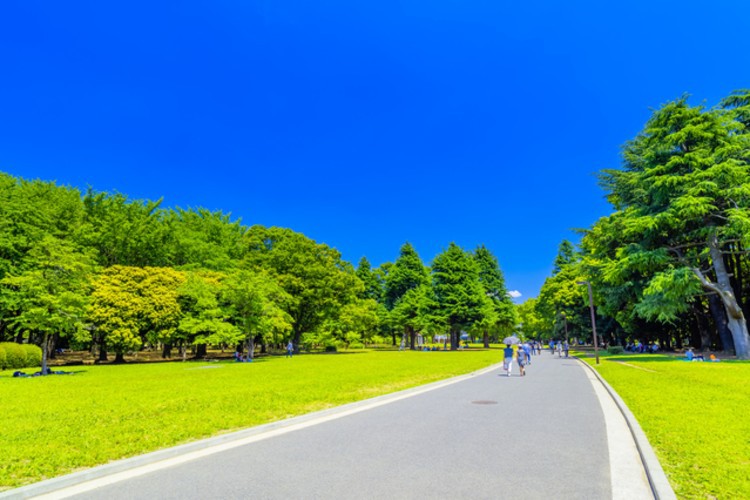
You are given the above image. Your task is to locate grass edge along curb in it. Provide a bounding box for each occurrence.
[1,362,502,499]
[575,357,676,500]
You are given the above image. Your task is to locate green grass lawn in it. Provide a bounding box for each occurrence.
[0,349,500,490]
[579,352,750,500]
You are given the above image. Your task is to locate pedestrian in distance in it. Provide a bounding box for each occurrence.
[557,342,563,358]
[503,344,514,377]
[523,342,532,365]
[286,340,294,358]
[563,341,569,358]
[517,347,526,376]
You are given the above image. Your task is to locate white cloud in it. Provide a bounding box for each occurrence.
[507,290,522,298]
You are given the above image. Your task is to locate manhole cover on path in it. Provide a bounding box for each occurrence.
[471,400,498,405]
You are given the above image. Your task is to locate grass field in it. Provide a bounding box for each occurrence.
[0,348,500,490]
[580,352,750,500]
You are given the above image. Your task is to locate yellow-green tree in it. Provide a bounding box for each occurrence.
[88,266,185,362]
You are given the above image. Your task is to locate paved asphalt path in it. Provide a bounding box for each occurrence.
[52,352,637,500]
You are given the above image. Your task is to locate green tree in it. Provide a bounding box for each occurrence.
[431,243,486,350]
[384,243,429,310]
[241,226,361,351]
[537,242,590,342]
[327,298,380,346]
[0,174,86,306]
[391,284,432,349]
[223,269,292,359]
[473,245,516,347]
[175,272,240,360]
[600,95,750,357]
[516,298,546,340]
[79,190,171,267]
[88,266,185,362]
[165,208,246,271]
[0,235,93,373]
[355,257,384,302]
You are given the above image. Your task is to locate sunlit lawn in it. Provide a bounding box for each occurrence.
[579,352,750,500]
[0,348,500,490]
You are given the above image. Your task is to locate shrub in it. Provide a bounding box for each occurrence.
[0,343,28,370]
[607,346,624,355]
[348,342,365,349]
[20,344,42,367]
[324,344,338,353]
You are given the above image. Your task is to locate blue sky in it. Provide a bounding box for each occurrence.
[2,1,749,300]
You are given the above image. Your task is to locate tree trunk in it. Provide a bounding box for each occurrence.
[195,344,207,359]
[293,328,302,353]
[408,326,415,350]
[114,351,125,363]
[708,294,734,352]
[48,333,58,359]
[694,233,750,358]
[41,332,49,375]
[692,304,712,351]
[450,327,458,351]
[247,336,255,360]
[483,330,489,348]
[98,337,108,362]
[162,343,172,359]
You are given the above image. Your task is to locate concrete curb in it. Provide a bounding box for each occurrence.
[1,362,503,499]
[576,358,676,500]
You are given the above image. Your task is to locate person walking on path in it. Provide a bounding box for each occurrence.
[556,342,563,358]
[503,344,514,377]
[286,341,294,358]
[522,342,532,365]
[563,341,569,358]
[517,347,526,376]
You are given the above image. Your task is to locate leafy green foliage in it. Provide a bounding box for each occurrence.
[88,266,185,360]
[591,92,750,356]
[473,245,516,341]
[0,342,27,369]
[431,243,487,348]
[242,226,361,345]
[384,242,429,309]
[176,272,240,353]
[356,257,384,302]
[19,344,42,367]
[222,269,292,357]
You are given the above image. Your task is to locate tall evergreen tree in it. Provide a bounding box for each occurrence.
[431,243,486,350]
[599,95,750,357]
[384,242,429,310]
[473,245,516,347]
[355,257,384,302]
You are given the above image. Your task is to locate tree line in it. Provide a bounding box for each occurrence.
[519,89,750,359]
[0,172,516,372]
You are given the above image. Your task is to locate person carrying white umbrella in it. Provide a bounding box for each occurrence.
[501,337,519,377]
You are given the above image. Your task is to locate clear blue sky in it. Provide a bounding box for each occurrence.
[2,1,749,300]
